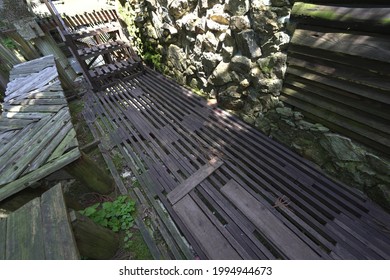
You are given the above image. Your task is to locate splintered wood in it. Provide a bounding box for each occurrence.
[0,55,80,201]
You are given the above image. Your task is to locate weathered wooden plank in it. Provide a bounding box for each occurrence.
[41,184,79,259]
[0,148,80,201]
[6,198,44,259]
[291,3,390,33]
[3,112,54,120]
[0,118,37,131]
[221,179,321,260]
[23,122,74,174]
[173,195,241,260]
[0,218,6,259]
[291,28,390,63]
[0,109,71,184]
[47,129,78,162]
[9,98,67,106]
[3,104,66,113]
[167,157,223,205]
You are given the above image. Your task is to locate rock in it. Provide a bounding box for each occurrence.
[310,123,330,133]
[225,0,250,16]
[217,86,244,110]
[203,31,219,52]
[167,44,187,72]
[162,23,178,35]
[320,134,363,162]
[255,116,272,135]
[276,107,294,118]
[145,23,158,39]
[366,153,390,175]
[240,79,250,88]
[202,52,223,75]
[296,120,313,130]
[180,13,205,33]
[236,30,262,59]
[209,12,230,25]
[169,0,190,19]
[251,6,279,35]
[293,111,304,121]
[259,95,279,111]
[230,15,251,31]
[274,31,290,50]
[209,61,232,86]
[270,52,287,78]
[206,19,229,32]
[230,55,251,74]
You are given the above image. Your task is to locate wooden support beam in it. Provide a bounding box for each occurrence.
[70,211,119,259]
[65,152,115,194]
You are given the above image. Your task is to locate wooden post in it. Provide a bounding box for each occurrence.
[0,42,21,70]
[33,35,77,85]
[7,31,40,60]
[65,152,115,194]
[70,211,119,259]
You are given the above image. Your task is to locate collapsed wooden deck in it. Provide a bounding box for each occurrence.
[83,68,390,260]
[0,55,80,201]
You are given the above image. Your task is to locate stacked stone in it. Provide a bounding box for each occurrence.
[129,0,291,113]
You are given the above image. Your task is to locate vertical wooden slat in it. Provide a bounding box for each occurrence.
[0,218,7,259]
[6,198,45,259]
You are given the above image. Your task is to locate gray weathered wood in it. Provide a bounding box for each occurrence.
[0,218,6,259]
[167,157,223,205]
[173,195,241,260]
[6,198,45,259]
[40,184,79,259]
[221,179,321,260]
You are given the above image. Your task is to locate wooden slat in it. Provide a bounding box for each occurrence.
[173,196,241,260]
[221,179,321,259]
[40,184,79,259]
[0,148,80,201]
[167,157,223,205]
[0,218,6,259]
[6,198,44,259]
[291,28,390,63]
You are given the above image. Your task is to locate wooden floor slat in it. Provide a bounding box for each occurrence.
[83,69,390,260]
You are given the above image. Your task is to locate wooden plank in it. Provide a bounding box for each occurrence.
[0,148,80,201]
[6,198,44,259]
[167,157,223,205]
[221,179,321,260]
[291,28,390,63]
[47,129,78,162]
[173,196,241,260]
[291,3,390,33]
[41,184,79,259]
[0,218,6,259]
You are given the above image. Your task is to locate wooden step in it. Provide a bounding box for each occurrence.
[88,59,142,80]
[66,21,121,40]
[77,40,130,60]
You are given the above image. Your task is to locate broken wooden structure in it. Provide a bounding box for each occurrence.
[283,1,390,155]
[43,0,143,91]
[0,55,81,201]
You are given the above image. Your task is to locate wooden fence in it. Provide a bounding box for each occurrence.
[282,1,390,155]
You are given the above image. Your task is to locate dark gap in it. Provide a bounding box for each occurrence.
[195,189,228,226]
[253,230,282,259]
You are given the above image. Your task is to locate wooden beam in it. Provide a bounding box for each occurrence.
[167,157,223,205]
[70,211,119,260]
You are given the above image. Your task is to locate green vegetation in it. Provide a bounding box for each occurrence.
[79,195,136,249]
[1,38,17,50]
[143,43,163,72]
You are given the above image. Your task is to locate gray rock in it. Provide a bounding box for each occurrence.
[236,30,262,59]
[251,7,279,35]
[274,31,290,50]
[230,55,251,74]
[225,0,250,16]
[208,61,232,86]
[203,31,219,52]
[366,153,390,175]
[202,52,223,76]
[230,15,251,31]
[167,44,187,72]
[168,0,190,19]
[218,86,244,110]
[209,12,230,25]
[276,107,294,118]
[320,134,363,162]
[206,19,229,32]
[296,120,314,130]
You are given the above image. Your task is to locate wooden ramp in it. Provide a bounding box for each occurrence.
[0,55,80,201]
[83,68,390,259]
[283,2,390,155]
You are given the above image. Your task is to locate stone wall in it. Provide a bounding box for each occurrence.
[117,0,390,211]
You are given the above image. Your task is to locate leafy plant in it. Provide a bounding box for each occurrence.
[1,38,17,50]
[79,195,136,248]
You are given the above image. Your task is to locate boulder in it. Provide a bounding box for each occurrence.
[217,86,244,110]
[366,154,390,175]
[167,44,187,72]
[230,15,251,31]
[320,134,364,162]
[169,0,190,19]
[236,30,262,59]
[225,0,250,16]
[230,55,251,74]
[206,19,229,32]
[202,31,219,52]
[209,61,232,86]
[202,52,223,75]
